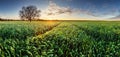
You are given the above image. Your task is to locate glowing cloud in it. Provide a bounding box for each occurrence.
[43,1,79,16]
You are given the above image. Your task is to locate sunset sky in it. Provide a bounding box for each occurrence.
[0,0,120,20]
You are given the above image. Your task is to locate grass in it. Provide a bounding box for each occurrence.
[0,21,120,57]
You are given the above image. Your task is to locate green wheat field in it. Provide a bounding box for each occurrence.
[0,21,120,57]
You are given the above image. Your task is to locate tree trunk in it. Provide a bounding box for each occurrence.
[29,18,31,22]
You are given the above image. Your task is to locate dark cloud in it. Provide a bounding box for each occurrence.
[83,6,119,18]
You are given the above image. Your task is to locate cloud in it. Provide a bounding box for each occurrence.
[83,8,119,19]
[43,1,79,16]
[43,1,109,18]
[41,1,104,19]
[42,1,118,19]
[107,10,120,19]
[109,15,120,19]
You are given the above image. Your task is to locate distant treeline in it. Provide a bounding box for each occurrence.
[0,18,59,21]
[0,18,6,21]
[1,18,119,22]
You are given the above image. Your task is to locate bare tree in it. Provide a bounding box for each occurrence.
[19,5,41,22]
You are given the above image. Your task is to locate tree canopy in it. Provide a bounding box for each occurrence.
[19,5,41,21]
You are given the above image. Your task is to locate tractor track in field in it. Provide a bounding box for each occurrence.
[36,22,62,35]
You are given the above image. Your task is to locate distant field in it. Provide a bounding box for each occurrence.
[0,21,120,57]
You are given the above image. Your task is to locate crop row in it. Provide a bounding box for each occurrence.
[0,21,60,39]
[0,22,94,57]
[0,21,61,57]
[72,22,120,56]
[31,23,94,57]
